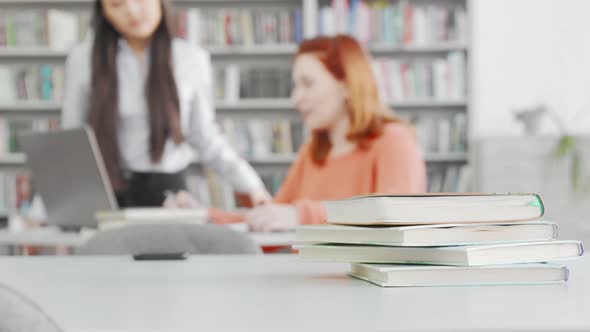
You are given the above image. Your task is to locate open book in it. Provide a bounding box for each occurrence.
[324,193,544,225]
[350,263,569,287]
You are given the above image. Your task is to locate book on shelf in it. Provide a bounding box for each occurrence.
[323,193,545,225]
[295,221,558,246]
[0,66,15,102]
[190,169,286,211]
[0,64,64,103]
[441,165,459,191]
[47,9,83,51]
[319,0,467,46]
[427,164,471,193]
[349,263,569,287]
[215,65,292,101]
[220,118,304,159]
[0,16,466,112]
[186,170,287,210]
[0,6,301,51]
[175,7,303,47]
[407,112,467,154]
[373,52,466,102]
[0,119,59,156]
[0,9,89,50]
[240,66,292,99]
[295,240,583,266]
[205,168,237,211]
[0,172,32,215]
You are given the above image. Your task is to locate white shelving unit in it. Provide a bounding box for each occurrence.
[0,102,62,113]
[369,42,468,54]
[0,43,470,59]
[0,0,472,195]
[0,48,70,59]
[0,99,467,114]
[1,152,468,170]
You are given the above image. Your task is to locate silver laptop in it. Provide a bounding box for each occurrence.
[20,126,118,230]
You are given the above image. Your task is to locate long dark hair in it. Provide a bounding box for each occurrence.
[88,0,183,190]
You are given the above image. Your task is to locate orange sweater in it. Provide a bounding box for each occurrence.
[274,122,427,225]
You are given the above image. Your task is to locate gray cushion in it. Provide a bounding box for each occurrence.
[0,283,63,332]
[76,223,261,255]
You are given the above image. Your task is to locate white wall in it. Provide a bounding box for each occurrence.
[471,0,590,137]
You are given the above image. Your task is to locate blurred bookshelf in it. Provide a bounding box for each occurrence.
[0,152,468,168]
[0,0,471,213]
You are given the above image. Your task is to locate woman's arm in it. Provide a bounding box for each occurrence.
[247,145,328,230]
[61,44,91,129]
[185,47,265,195]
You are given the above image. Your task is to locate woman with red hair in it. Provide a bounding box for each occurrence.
[245,35,427,231]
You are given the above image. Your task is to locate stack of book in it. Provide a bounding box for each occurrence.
[295,193,584,287]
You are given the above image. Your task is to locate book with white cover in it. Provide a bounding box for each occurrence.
[295,240,583,266]
[95,208,208,222]
[96,208,208,231]
[324,193,544,225]
[295,221,558,246]
[0,66,15,102]
[97,218,209,231]
[47,9,79,50]
[349,263,569,287]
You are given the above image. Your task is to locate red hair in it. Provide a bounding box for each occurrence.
[295,35,401,165]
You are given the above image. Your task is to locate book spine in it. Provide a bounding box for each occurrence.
[294,9,303,43]
[176,10,188,40]
[1,65,63,102]
[0,11,6,47]
[40,65,53,101]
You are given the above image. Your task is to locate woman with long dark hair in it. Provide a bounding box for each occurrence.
[62,0,270,207]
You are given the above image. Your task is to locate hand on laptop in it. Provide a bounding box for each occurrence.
[248,188,273,207]
[162,190,201,209]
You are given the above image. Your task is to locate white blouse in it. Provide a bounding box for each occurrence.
[62,38,263,192]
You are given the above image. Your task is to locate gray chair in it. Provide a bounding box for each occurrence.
[0,283,63,332]
[76,223,261,255]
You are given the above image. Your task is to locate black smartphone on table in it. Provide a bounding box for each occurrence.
[132,252,188,261]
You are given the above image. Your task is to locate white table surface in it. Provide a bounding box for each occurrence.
[0,255,588,332]
[0,227,295,248]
